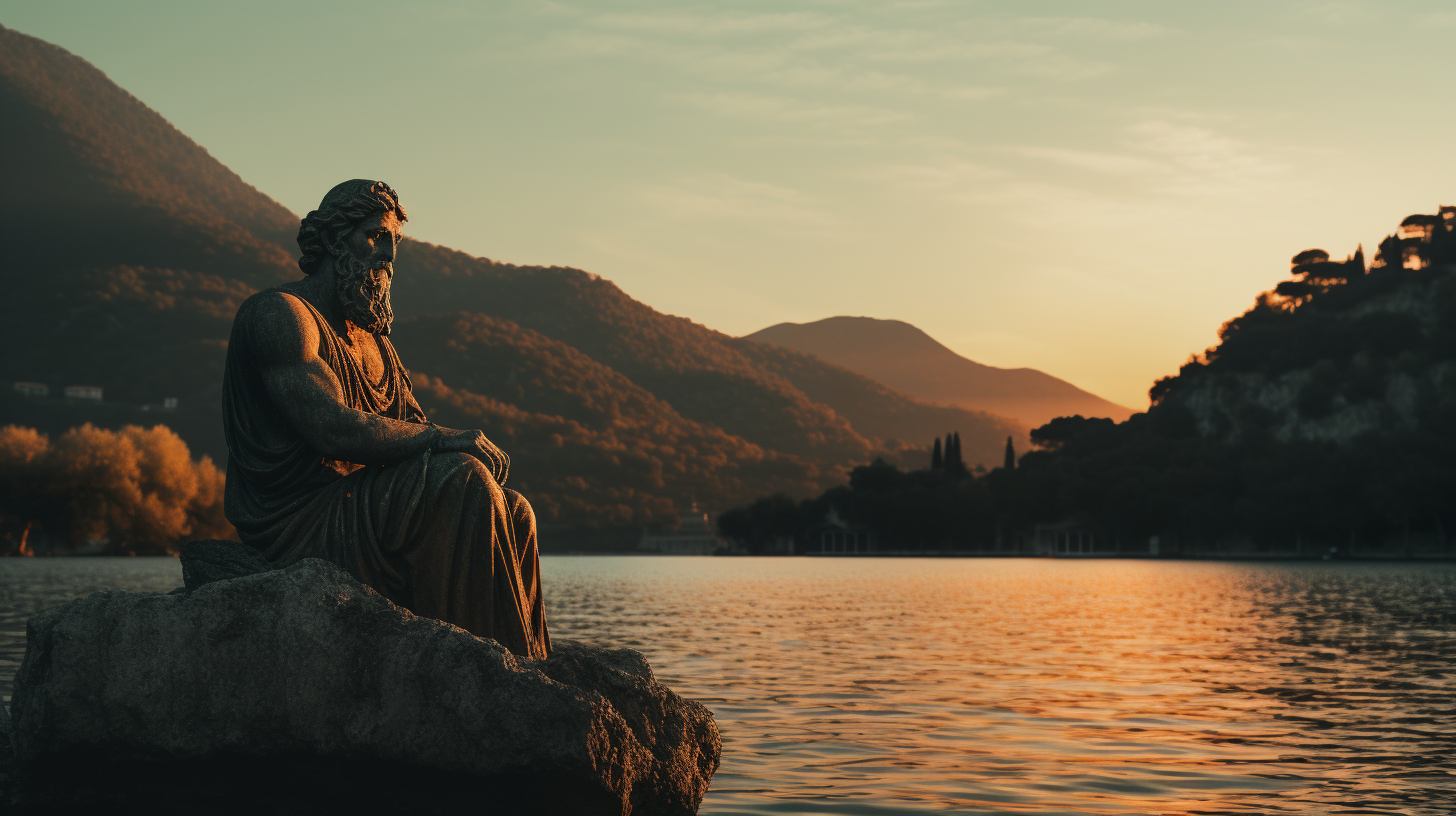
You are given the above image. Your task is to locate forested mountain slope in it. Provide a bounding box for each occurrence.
[0,24,1020,530]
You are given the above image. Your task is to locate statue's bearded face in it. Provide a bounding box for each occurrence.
[334,210,402,335]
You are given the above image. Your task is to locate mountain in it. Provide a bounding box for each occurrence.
[744,316,1135,428]
[724,215,1456,555]
[0,25,1023,535]
[0,25,300,460]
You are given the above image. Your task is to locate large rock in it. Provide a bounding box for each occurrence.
[4,558,720,814]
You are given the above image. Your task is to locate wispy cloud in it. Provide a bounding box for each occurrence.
[1011,146,1163,176]
[1018,17,1175,41]
[994,118,1287,201]
[636,173,842,232]
[1294,1,1383,27]
[508,2,1137,97]
[680,91,910,127]
[871,159,1007,192]
[1128,120,1286,196]
[589,9,829,38]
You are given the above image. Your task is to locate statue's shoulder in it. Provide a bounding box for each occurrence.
[233,286,321,359]
[237,285,314,326]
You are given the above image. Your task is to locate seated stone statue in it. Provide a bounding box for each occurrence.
[221,179,549,659]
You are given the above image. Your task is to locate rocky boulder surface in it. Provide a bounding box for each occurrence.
[3,555,720,815]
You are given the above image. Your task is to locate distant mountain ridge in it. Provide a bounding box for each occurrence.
[745,317,1134,429]
[0,24,1023,533]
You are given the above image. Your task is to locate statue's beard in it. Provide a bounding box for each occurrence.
[335,252,393,335]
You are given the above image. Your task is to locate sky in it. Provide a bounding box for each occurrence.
[8,1,1456,408]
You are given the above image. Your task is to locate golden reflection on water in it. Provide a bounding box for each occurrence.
[1,557,1453,814]
[543,557,1456,815]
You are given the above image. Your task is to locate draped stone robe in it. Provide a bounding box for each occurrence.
[221,286,550,659]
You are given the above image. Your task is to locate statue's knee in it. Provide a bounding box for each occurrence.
[434,452,500,488]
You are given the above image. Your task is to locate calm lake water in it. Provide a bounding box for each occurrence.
[2,556,1454,814]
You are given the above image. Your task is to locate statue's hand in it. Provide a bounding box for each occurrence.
[434,427,510,487]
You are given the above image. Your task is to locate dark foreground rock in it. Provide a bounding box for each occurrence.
[3,558,720,815]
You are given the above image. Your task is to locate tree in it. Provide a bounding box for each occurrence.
[0,423,233,554]
[0,426,52,555]
[1347,244,1366,278]
[1004,436,1016,470]
[945,432,966,477]
[1374,234,1403,270]
[1274,278,1321,306]
[931,437,943,470]
[1290,248,1329,270]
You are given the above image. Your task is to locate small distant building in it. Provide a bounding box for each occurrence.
[1031,519,1106,556]
[758,535,796,555]
[163,397,178,410]
[13,382,48,398]
[639,502,726,555]
[63,385,103,402]
[1440,205,1456,228]
[806,507,876,554]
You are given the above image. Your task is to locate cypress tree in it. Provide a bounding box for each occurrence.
[1004,436,1016,470]
[946,432,965,476]
[931,437,943,470]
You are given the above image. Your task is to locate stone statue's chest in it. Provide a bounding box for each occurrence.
[351,339,387,386]
[314,315,405,415]
[341,327,389,388]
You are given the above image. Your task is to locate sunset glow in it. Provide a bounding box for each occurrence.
[11,2,1456,407]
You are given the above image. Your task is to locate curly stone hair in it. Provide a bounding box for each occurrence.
[296,180,409,275]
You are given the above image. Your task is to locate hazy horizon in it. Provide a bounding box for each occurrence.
[10,1,1456,407]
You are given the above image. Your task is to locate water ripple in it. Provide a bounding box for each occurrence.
[1,557,1453,814]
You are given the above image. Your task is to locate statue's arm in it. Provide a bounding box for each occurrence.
[246,293,439,466]
[244,294,511,482]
